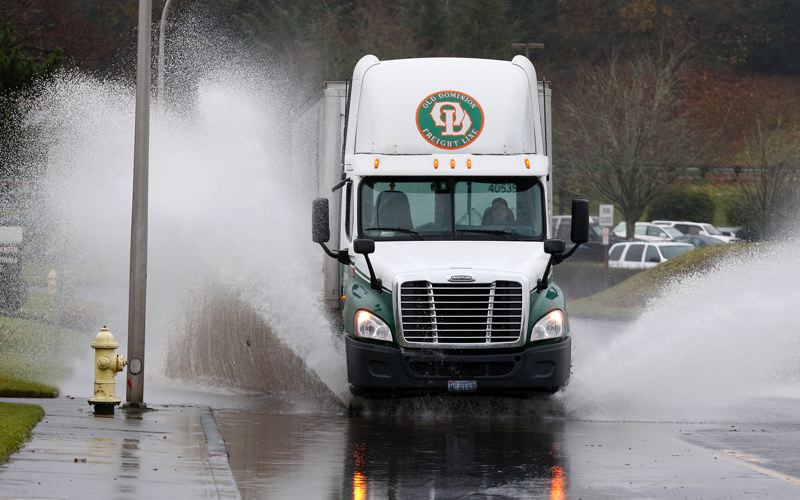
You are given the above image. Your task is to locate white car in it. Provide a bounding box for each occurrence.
[608,241,695,269]
[612,222,683,242]
[651,220,732,243]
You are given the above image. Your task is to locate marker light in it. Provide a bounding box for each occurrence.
[355,310,392,342]
[374,158,380,169]
[531,309,565,342]
[450,158,456,169]
[525,158,531,169]
[467,158,472,169]
[433,159,439,169]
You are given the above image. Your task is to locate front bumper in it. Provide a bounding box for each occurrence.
[345,336,571,393]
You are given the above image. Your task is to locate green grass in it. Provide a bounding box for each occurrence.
[569,243,754,320]
[0,375,57,398]
[0,314,87,396]
[0,262,100,398]
[0,402,44,462]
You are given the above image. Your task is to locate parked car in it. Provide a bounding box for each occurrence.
[608,241,695,269]
[673,234,724,248]
[651,220,732,243]
[717,226,742,241]
[553,215,620,261]
[612,222,683,241]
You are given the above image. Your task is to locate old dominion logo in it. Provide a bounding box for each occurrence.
[416,90,484,150]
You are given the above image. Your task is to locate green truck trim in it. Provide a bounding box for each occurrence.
[342,266,567,346]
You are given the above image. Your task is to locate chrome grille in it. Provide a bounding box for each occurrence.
[399,280,524,345]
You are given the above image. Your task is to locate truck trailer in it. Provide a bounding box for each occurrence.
[308,55,588,396]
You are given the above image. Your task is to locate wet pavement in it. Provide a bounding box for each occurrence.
[4,317,800,499]
[214,398,800,499]
[0,397,239,499]
[210,316,800,499]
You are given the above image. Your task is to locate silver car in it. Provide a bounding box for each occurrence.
[608,241,695,269]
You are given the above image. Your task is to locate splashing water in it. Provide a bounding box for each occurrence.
[566,242,800,421]
[12,34,349,403]
[10,24,800,416]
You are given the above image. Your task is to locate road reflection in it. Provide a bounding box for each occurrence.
[550,465,566,500]
[216,405,570,499]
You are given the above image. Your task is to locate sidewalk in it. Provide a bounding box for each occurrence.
[0,396,240,499]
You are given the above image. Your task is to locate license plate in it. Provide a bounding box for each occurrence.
[448,380,477,393]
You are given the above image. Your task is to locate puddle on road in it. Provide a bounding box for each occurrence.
[215,409,568,499]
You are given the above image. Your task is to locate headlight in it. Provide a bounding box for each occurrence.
[355,310,392,342]
[530,309,565,342]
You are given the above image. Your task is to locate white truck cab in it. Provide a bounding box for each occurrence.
[310,56,588,396]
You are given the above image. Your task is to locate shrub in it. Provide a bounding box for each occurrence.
[648,188,715,222]
[725,196,761,241]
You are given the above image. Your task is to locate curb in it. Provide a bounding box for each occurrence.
[199,407,241,499]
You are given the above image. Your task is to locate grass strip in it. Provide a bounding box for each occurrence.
[569,243,754,319]
[0,314,87,395]
[0,402,44,462]
[0,375,58,398]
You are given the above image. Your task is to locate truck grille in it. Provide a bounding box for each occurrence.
[399,280,524,345]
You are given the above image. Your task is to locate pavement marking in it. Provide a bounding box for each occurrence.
[720,449,800,488]
[671,432,800,490]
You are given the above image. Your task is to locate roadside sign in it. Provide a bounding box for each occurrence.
[599,204,614,227]
[602,227,609,246]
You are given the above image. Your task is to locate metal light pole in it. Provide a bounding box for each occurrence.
[157,0,173,101]
[126,0,152,406]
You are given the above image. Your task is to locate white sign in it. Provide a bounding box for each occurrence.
[599,204,614,227]
[0,226,23,244]
[602,227,610,246]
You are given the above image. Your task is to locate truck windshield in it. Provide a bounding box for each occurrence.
[359,177,545,241]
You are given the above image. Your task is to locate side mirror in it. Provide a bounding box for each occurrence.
[354,238,375,255]
[353,238,381,291]
[544,239,565,254]
[570,198,589,244]
[312,198,330,243]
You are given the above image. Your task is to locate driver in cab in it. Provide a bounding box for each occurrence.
[482,197,515,226]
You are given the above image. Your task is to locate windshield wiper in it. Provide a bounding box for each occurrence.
[363,227,423,240]
[456,229,520,241]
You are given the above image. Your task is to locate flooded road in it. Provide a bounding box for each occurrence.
[207,319,800,498]
[214,398,800,498]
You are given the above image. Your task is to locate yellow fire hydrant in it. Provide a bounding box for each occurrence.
[88,327,127,415]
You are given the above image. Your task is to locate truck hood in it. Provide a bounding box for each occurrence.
[351,241,551,290]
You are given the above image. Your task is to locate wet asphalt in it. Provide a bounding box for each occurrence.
[3,318,800,499]
[213,395,800,499]
[211,318,800,499]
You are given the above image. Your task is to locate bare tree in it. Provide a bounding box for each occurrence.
[737,119,800,238]
[558,46,707,239]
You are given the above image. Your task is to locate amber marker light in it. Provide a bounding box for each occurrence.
[374,158,380,169]
[433,159,439,169]
[467,158,472,169]
[341,295,347,301]
[525,158,531,169]
[450,158,456,169]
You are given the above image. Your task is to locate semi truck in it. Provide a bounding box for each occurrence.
[306,55,588,396]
